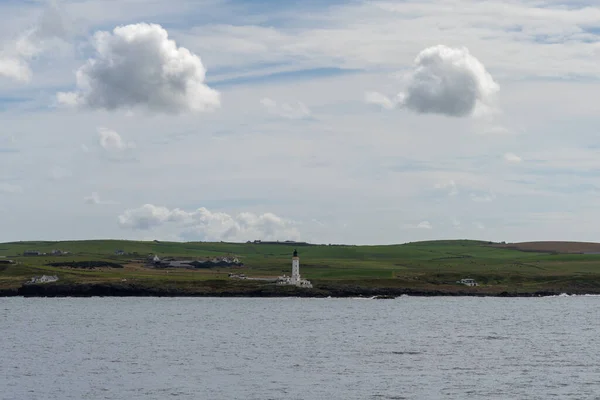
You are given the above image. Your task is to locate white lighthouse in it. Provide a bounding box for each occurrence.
[277,249,313,288]
[291,249,300,284]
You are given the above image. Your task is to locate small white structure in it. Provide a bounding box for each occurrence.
[26,275,59,284]
[457,278,478,287]
[277,249,313,288]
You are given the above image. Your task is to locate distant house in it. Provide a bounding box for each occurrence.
[23,250,43,256]
[114,250,126,256]
[165,261,194,268]
[51,249,70,256]
[25,275,59,284]
[0,259,15,265]
[457,278,478,287]
[149,255,244,269]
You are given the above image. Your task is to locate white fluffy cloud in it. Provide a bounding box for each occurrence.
[84,192,117,205]
[260,98,311,119]
[434,180,459,196]
[0,57,31,82]
[97,127,134,152]
[365,91,397,110]
[368,45,497,117]
[504,152,522,164]
[117,204,300,241]
[57,23,220,113]
[400,45,499,117]
[417,221,432,229]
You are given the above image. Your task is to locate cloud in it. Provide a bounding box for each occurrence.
[97,127,134,152]
[451,217,461,229]
[117,204,301,241]
[163,1,600,83]
[364,91,396,110]
[260,97,311,119]
[470,192,496,202]
[397,45,499,117]
[0,57,31,82]
[0,3,69,82]
[417,221,432,229]
[84,192,117,205]
[504,152,522,164]
[434,180,459,196]
[57,23,220,113]
[0,183,23,194]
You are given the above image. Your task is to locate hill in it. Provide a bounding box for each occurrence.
[491,241,600,254]
[2,239,600,296]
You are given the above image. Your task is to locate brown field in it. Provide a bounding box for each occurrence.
[491,241,600,254]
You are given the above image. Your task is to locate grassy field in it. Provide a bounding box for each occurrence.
[2,239,600,295]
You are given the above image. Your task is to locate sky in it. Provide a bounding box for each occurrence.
[2,0,600,245]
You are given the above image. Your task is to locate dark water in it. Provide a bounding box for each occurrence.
[2,296,600,399]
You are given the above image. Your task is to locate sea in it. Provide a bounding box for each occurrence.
[1,296,599,400]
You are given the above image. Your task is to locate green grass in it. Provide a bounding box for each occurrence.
[3,239,600,294]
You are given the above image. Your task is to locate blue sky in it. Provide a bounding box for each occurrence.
[2,0,600,244]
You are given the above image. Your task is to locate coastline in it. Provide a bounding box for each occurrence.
[1,283,596,298]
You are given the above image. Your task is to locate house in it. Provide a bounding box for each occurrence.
[51,249,70,256]
[23,250,43,256]
[146,254,161,263]
[457,278,478,287]
[149,256,244,269]
[0,259,15,265]
[114,250,126,256]
[164,261,194,268]
[25,275,59,284]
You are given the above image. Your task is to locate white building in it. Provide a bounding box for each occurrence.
[457,278,478,287]
[277,249,313,288]
[26,275,59,284]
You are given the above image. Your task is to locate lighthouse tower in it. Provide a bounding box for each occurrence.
[291,249,300,284]
[276,248,312,288]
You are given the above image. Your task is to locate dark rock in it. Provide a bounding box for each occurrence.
[0,288,18,297]
[0,282,585,298]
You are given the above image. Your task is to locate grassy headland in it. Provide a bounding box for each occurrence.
[2,239,600,297]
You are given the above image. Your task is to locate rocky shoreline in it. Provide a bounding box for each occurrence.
[0,283,594,298]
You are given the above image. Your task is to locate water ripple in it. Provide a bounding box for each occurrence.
[1,296,600,399]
